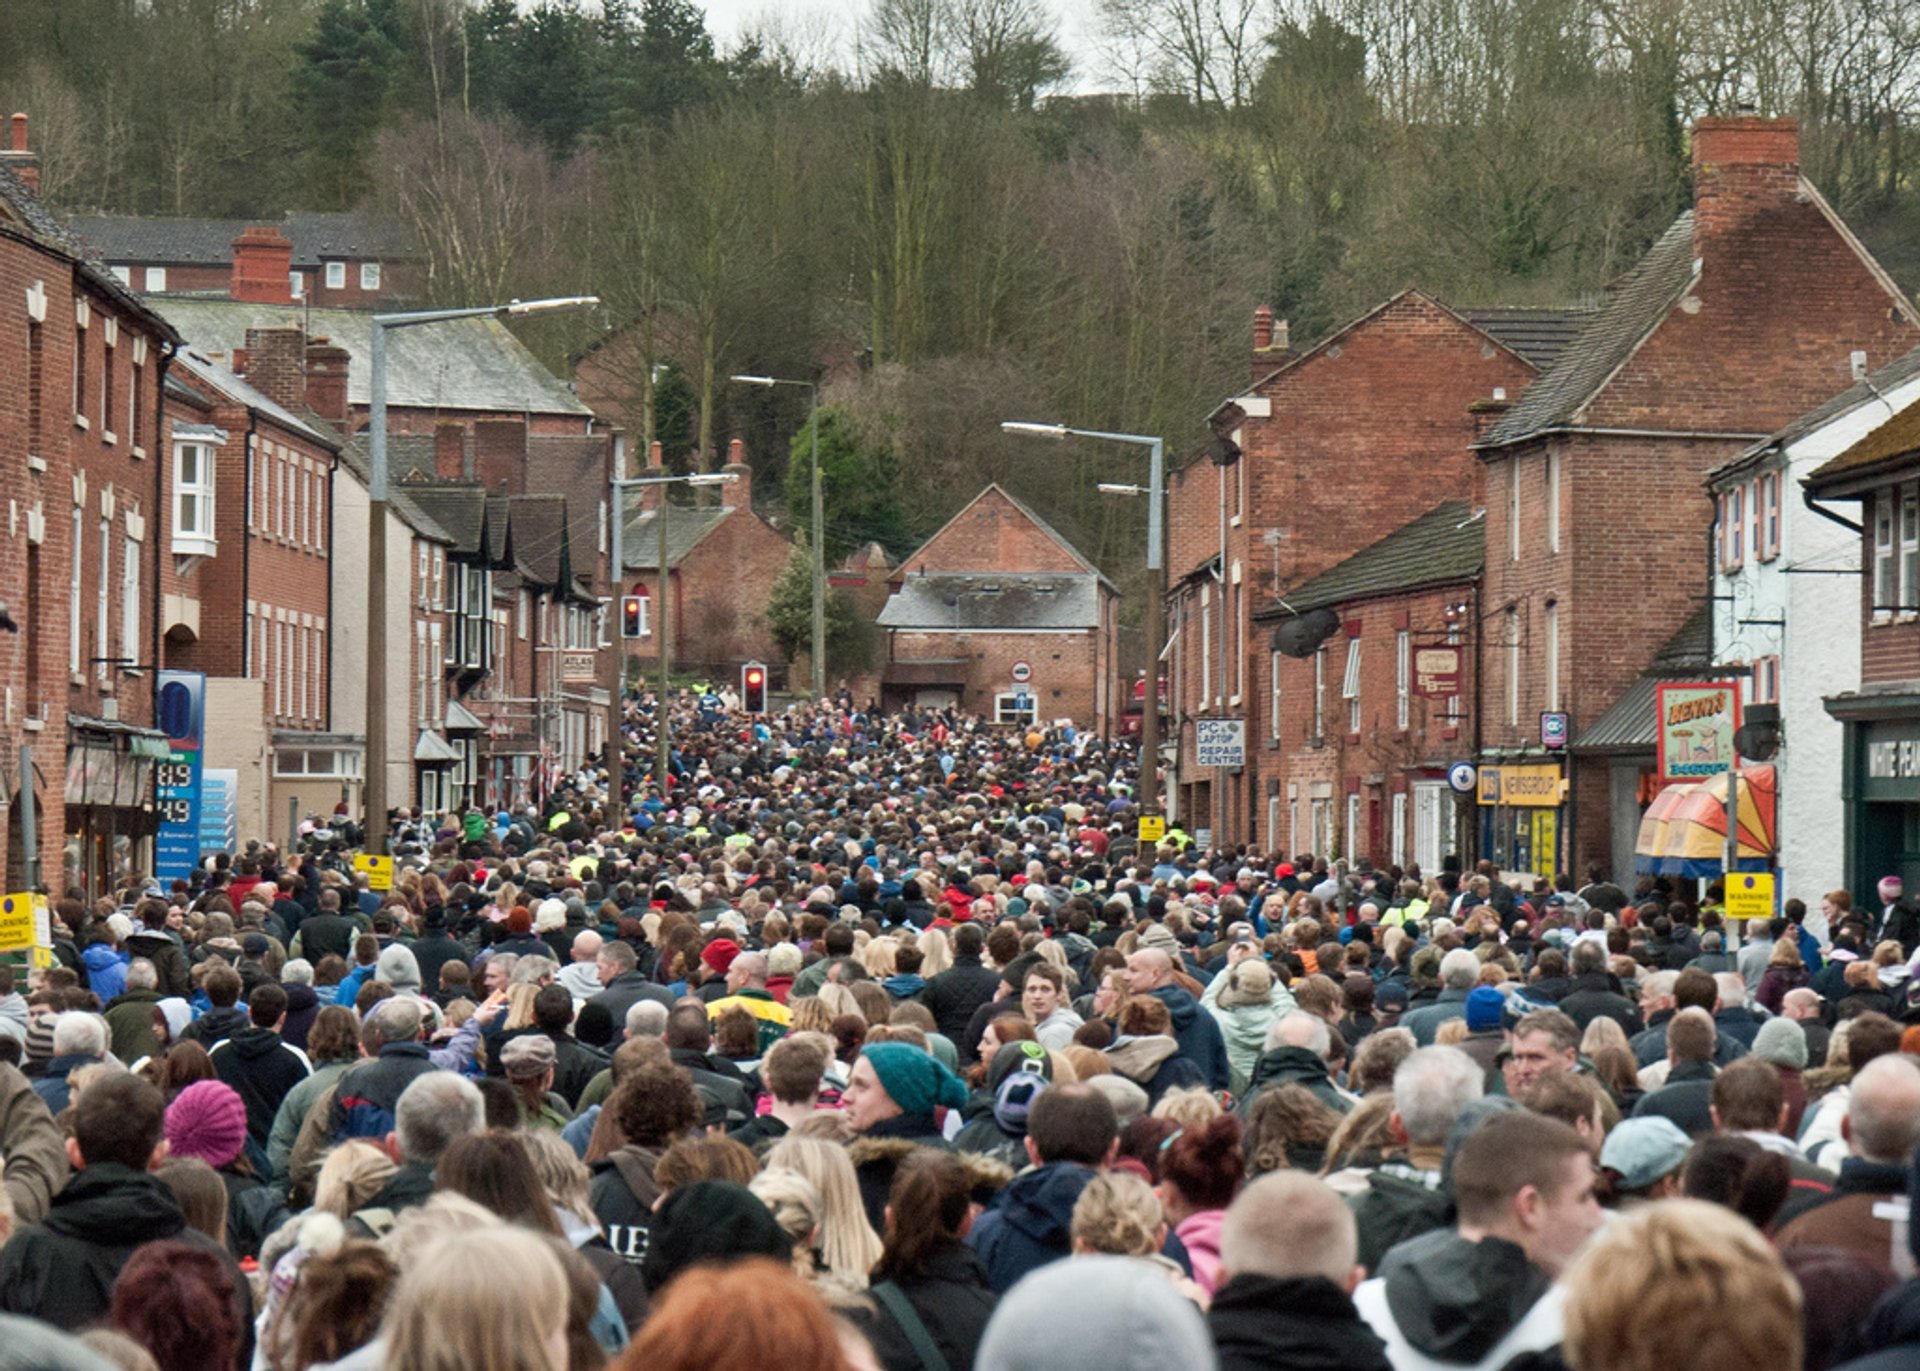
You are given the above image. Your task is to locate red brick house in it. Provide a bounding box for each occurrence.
[1250,501,1482,871]
[1477,116,1918,880]
[1165,291,1570,844]
[0,132,184,896]
[621,440,792,682]
[74,214,417,307]
[879,485,1121,732]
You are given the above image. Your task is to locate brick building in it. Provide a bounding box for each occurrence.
[73,213,417,307]
[621,440,792,682]
[0,137,183,896]
[1250,502,1482,871]
[1477,116,1918,881]
[878,486,1120,732]
[1165,291,1569,844]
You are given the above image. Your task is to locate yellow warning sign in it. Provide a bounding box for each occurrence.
[353,854,393,891]
[1138,816,1167,845]
[1724,871,1775,920]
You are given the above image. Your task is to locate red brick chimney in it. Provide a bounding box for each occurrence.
[1252,305,1273,350]
[1251,304,1290,383]
[241,327,306,412]
[230,226,294,304]
[723,438,752,509]
[1692,116,1799,255]
[434,422,467,479]
[474,418,527,494]
[304,337,350,423]
[2,114,40,196]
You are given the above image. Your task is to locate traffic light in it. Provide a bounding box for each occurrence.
[620,594,644,640]
[741,661,767,713]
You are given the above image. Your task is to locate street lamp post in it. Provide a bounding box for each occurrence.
[365,296,597,853]
[731,375,823,698]
[604,470,738,815]
[1002,423,1165,824]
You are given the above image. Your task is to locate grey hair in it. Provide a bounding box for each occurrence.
[52,1011,109,1059]
[1392,1046,1486,1147]
[280,958,314,987]
[125,958,159,992]
[1570,941,1607,976]
[1439,948,1480,991]
[393,1072,485,1164]
[625,1000,669,1039]
[1265,1011,1332,1059]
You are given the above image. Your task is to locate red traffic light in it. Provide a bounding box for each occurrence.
[746,669,763,685]
[741,661,768,712]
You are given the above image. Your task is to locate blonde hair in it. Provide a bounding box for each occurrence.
[382,1226,568,1371]
[378,1193,498,1272]
[815,983,863,1024]
[314,1140,398,1219]
[749,1168,825,1281]
[1058,1046,1111,1079]
[788,997,834,1035]
[861,939,897,979]
[1563,1201,1801,1371]
[1070,1171,1164,1256]
[916,928,953,977]
[1152,1086,1223,1130]
[501,981,541,1032]
[764,1136,882,1288]
[520,1127,597,1229]
[1033,940,1077,988]
[1434,1019,1470,1047]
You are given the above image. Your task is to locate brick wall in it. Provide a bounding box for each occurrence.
[893,487,1090,581]
[890,628,1105,727]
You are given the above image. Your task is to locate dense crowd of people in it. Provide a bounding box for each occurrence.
[0,686,1915,1370]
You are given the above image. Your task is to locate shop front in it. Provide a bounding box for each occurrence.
[1477,761,1564,880]
[1829,697,1920,909]
[64,716,169,901]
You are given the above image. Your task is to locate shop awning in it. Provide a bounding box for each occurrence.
[1634,764,1776,876]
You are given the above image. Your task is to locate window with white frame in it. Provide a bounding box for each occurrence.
[1505,608,1520,726]
[517,590,530,640]
[1750,478,1763,563]
[1760,473,1781,560]
[296,625,308,721]
[275,621,287,717]
[290,271,304,300]
[1546,448,1561,554]
[995,691,1037,726]
[1269,650,1282,739]
[1312,646,1326,743]
[100,335,114,438]
[1342,635,1362,733]
[172,438,216,554]
[416,621,429,720]
[72,301,88,425]
[417,546,430,608]
[1345,792,1360,863]
[325,261,346,290]
[1721,486,1745,569]
[1902,484,1919,612]
[68,506,83,673]
[144,267,166,293]
[129,351,143,454]
[1545,601,1560,712]
[1752,654,1780,704]
[1395,630,1410,730]
[1509,458,1521,561]
[1392,791,1408,865]
[95,516,110,678]
[1877,491,1897,617]
[432,548,444,609]
[1232,574,1245,702]
[121,528,140,661]
[360,261,381,291]
[633,589,651,639]
[1199,586,1212,707]
[429,623,444,725]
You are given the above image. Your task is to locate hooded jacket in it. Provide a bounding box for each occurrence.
[1147,984,1231,1090]
[1355,1230,1565,1370]
[1240,1046,1357,1118]
[279,983,320,1051]
[211,1025,311,1148]
[1105,1034,1208,1106]
[124,928,191,998]
[853,1244,999,1371]
[81,944,129,1003]
[326,1042,437,1143]
[967,1160,1095,1293]
[0,1061,69,1224]
[101,989,165,1066]
[1209,1274,1394,1371]
[590,1144,666,1268]
[179,1004,250,1049]
[0,1161,251,1362]
[1207,997,1285,1095]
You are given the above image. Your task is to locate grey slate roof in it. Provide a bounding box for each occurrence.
[149,298,589,416]
[1571,607,1712,751]
[622,503,731,571]
[1257,501,1483,617]
[1479,214,1698,449]
[72,211,412,268]
[0,165,183,348]
[172,350,340,450]
[878,573,1103,630]
[1461,307,1596,371]
[333,442,454,545]
[398,482,492,557]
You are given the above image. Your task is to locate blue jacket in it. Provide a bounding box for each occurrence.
[968,1162,1096,1293]
[82,945,129,1002]
[1150,985,1231,1091]
[326,1042,437,1142]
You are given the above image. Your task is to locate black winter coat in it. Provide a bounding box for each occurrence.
[854,1246,998,1371]
[924,957,1003,1061]
[212,1026,311,1148]
[1208,1274,1393,1371]
[590,1144,665,1268]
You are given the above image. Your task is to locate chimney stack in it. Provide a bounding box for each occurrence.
[2,114,40,196]
[1252,305,1273,351]
[434,422,467,480]
[230,226,294,304]
[304,337,350,423]
[723,438,751,509]
[1691,116,1800,255]
[474,417,527,494]
[241,327,306,413]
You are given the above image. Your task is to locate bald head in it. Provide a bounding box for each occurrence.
[1846,1054,1920,1164]
[1221,1172,1359,1288]
[729,951,769,990]
[1126,948,1172,990]
[571,929,603,963]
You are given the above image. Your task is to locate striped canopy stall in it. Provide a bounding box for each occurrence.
[1634,764,1776,877]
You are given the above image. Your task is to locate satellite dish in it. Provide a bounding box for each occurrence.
[1273,608,1340,658]
[1735,703,1781,762]
[1207,433,1243,467]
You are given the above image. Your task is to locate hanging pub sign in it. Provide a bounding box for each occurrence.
[1656,682,1742,785]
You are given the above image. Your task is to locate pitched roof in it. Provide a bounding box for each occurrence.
[1460,307,1596,371]
[1715,343,1920,483]
[505,494,572,588]
[148,298,590,416]
[1806,396,1920,492]
[878,573,1103,630]
[1256,501,1483,617]
[0,165,183,347]
[387,480,491,554]
[72,211,412,268]
[332,441,454,545]
[172,350,339,450]
[1478,214,1698,449]
[622,502,731,570]
[897,485,1113,590]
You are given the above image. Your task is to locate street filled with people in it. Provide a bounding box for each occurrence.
[0,687,1916,1370]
